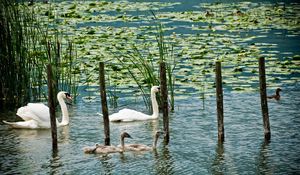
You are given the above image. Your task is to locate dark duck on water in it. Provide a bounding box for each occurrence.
[267,88,282,100]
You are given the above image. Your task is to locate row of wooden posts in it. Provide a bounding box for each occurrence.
[47,57,270,151]
[215,57,271,142]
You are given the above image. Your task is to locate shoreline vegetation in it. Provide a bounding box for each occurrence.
[0,0,79,111]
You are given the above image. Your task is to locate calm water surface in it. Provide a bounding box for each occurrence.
[1,0,300,174]
[1,83,299,174]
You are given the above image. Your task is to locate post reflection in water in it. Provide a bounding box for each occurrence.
[154,146,175,175]
[211,142,225,175]
[49,151,63,174]
[256,140,272,174]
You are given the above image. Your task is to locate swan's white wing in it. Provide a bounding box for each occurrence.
[3,120,39,129]
[109,108,150,122]
[17,103,50,122]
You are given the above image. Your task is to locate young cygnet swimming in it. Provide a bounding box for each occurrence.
[83,132,132,154]
[120,131,164,152]
[267,88,282,100]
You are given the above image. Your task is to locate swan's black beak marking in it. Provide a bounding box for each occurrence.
[65,92,72,99]
[65,92,73,105]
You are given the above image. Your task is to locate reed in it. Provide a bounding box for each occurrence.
[116,46,160,109]
[114,15,177,110]
[153,13,176,111]
[106,74,119,108]
[0,0,79,111]
[0,1,34,110]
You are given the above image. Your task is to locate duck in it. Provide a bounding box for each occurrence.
[83,132,132,154]
[205,10,214,17]
[267,88,282,100]
[109,86,160,122]
[120,131,164,152]
[3,91,72,129]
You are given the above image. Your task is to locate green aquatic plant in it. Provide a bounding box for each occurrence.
[116,45,160,109]
[22,0,300,102]
[153,15,177,111]
[0,1,40,110]
[0,1,80,111]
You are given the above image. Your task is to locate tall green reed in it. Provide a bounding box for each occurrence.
[154,16,176,111]
[0,0,35,110]
[115,19,177,111]
[0,0,79,111]
[116,45,160,109]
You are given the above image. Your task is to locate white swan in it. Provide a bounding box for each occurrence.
[120,131,164,152]
[109,86,160,122]
[83,132,132,154]
[3,91,72,129]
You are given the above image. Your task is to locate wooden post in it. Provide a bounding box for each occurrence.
[258,57,271,141]
[99,62,110,146]
[47,64,58,151]
[215,61,224,143]
[160,62,169,145]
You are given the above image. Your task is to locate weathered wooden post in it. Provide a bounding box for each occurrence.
[99,62,110,146]
[258,57,271,141]
[215,61,224,143]
[47,64,58,151]
[160,62,169,145]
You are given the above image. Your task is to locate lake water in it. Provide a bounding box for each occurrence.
[1,0,300,174]
[1,83,300,174]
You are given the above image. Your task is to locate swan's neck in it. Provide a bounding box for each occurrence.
[276,91,280,96]
[151,91,159,119]
[57,96,69,126]
[120,136,125,152]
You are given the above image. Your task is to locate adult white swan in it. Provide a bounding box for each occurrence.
[109,86,160,122]
[3,91,72,129]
